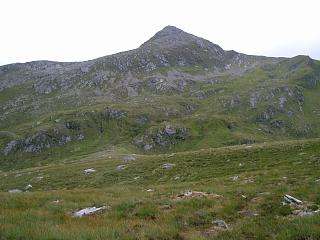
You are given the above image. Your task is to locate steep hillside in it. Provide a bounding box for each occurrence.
[1,26,320,169]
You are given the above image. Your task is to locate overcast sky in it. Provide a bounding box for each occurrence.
[1,0,319,66]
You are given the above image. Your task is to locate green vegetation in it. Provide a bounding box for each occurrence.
[0,139,320,239]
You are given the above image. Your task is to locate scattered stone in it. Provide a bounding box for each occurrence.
[52,200,62,204]
[136,115,148,125]
[176,191,222,199]
[123,155,136,162]
[294,210,316,217]
[36,176,44,180]
[315,179,320,182]
[239,163,244,167]
[165,126,176,135]
[231,176,239,181]
[167,153,175,158]
[143,144,153,151]
[73,206,107,218]
[242,178,254,184]
[77,134,85,140]
[284,194,303,205]
[162,163,176,169]
[133,176,140,180]
[212,220,229,230]
[146,189,154,192]
[83,168,96,174]
[24,184,32,191]
[116,165,126,170]
[174,176,180,180]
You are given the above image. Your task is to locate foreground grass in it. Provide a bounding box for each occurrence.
[0,139,320,239]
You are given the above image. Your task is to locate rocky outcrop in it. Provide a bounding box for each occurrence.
[134,125,189,151]
[3,130,72,155]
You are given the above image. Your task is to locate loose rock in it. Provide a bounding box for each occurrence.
[116,165,126,170]
[8,189,22,193]
[83,168,96,174]
[123,155,136,162]
[212,220,229,230]
[162,163,176,169]
[284,194,303,205]
[24,184,32,191]
[176,191,222,199]
[73,206,107,218]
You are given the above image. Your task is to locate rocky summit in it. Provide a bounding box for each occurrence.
[0,26,320,240]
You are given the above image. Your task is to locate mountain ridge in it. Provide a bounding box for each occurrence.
[0,26,320,168]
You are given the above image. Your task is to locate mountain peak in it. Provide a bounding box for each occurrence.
[139,25,226,62]
[141,25,200,48]
[154,25,185,37]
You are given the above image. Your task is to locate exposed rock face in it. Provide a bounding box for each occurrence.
[3,131,72,155]
[134,125,189,151]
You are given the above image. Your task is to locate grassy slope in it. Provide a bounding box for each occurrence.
[2,64,320,169]
[0,57,320,239]
[0,139,320,239]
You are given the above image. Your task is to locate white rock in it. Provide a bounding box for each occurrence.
[116,165,126,170]
[73,206,107,218]
[146,189,154,192]
[162,163,176,169]
[212,220,229,230]
[25,184,32,190]
[123,155,136,162]
[8,189,22,193]
[83,168,96,174]
[284,194,303,204]
[231,176,239,181]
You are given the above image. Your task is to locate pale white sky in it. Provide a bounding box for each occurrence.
[1,0,319,66]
